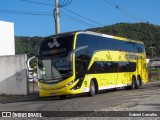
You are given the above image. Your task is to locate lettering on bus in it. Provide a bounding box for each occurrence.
[106,52,112,60]
[126,53,141,60]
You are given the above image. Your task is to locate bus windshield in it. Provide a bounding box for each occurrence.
[37,34,74,83]
[37,57,72,83]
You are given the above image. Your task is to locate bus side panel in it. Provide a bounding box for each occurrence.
[116,73,130,87]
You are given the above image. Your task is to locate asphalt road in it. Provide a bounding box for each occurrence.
[0,81,160,112]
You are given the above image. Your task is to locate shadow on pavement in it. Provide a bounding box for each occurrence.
[0,94,59,104]
[1,81,160,104]
[0,89,120,104]
[0,93,89,104]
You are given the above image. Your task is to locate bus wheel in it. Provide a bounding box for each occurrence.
[88,80,96,97]
[59,95,66,99]
[129,77,136,90]
[135,76,141,89]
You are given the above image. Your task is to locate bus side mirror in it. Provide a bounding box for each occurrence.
[67,45,88,62]
[27,56,37,70]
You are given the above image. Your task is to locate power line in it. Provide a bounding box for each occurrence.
[0,9,97,28]
[20,0,72,8]
[20,0,104,27]
[62,8,105,27]
[21,0,72,8]
[20,0,53,6]
[0,8,97,28]
[59,0,72,8]
[0,9,52,16]
[103,0,147,22]
[61,11,97,28]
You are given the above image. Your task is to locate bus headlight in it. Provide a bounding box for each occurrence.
[65,79,79,87]
[66,80,74,87]
[38,84,43,90]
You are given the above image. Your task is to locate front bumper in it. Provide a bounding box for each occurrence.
[38,79,84,97]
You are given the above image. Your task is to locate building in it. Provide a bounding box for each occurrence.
[0,20,15,56]
[148,58,160,67]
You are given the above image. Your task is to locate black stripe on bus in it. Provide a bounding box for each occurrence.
[87,61,136,74]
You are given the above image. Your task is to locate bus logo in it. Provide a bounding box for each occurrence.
[48,38,60,48]
[2,112,11,117]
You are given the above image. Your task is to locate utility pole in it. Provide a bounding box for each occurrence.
[55,0,60,34]
[150,46,155,58]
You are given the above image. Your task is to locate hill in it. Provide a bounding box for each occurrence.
[15,36,42,58]
[89,22,160,58]
[15,23,160,58]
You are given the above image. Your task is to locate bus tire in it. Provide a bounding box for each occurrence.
[135,76,141,89]
[129,77,136,90]
[88,80,96,97]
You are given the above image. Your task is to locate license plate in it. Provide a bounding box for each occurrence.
[51,93,56,96]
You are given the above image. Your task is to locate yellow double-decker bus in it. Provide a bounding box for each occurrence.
[37,31,148,98]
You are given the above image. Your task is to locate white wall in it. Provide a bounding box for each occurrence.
[0,54,28,95]
[0,20,15,56]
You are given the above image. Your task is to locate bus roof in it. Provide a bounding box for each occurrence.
[44,30,143,44]
[77,31,144,44]
[44,31,78,39]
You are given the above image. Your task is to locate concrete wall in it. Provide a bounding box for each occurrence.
[0,54,28,95]
[0,20,15,56]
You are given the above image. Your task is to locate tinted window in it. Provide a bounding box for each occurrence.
[40,35,74,58]
[119,62,136,72]
[88,61,136,74]
[76,34,91,60]
[76,34,144,56]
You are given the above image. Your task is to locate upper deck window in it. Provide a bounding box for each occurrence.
[39,35,74,58]
[76,34,144,54]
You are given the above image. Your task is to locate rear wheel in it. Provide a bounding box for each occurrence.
[88,80,96,96]
[130,77,136,90]
[135,76,141,89]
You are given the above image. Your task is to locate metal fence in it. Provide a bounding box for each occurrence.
[27,70,38,95]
